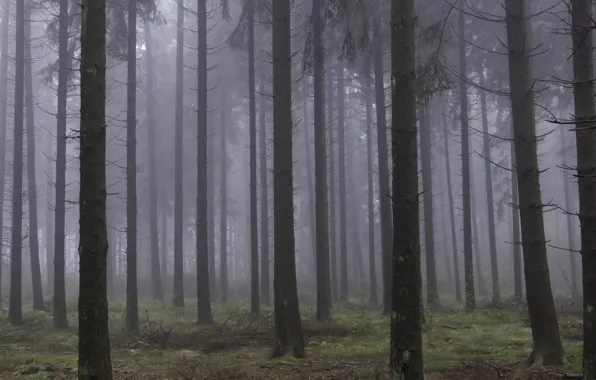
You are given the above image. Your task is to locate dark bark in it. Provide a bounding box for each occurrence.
[302,82,317,265]
[389,0,423,376]
[312,0,330,321]
[107,206,116,301]
[372,15,392,314]
[569,0,596,376]
[364,62,377,305]
[24,3,43,310]
[9,0,25,326]
[78,0,113,373]
[248,0,259,315]
[326,72,337,302]
[441,100,461,302]
[419,103,439,311]
[337,67,348,302]
[560,129,578,301]
[259,76,270,305]
[208,112,216,297]
[219,89,229,303]
[270,0,305,359]
[0,0,9,303]
[478,70,500,304]
[196,0,213,324]
[510,125,523,301]
[145,23,163,301]
[126,0,139,334]
[504,0,566,366]
[458,4,476,311]
[53,0,68,328]
[45,133,54,295]
[173,0,185,307]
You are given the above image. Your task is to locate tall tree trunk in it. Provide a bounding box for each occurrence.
[145,23,163,301]
[196,0,213,324]
[220,89,229,303]
[569,1,596,376]
[419,102,439,310]
[208,94,216,298]
[470,159,486,296]
[302,82,316,264]
[78,0,112,372]
[458,3,476,311]
[372,15,392,314]
[510,122,523,301]
[107,206,116,300]
[270,0,305,358]
[0,0,9,303]
[126,0,139,334]
[247,0,259,315]
[441,100,461,302]
[560,129,578,301]
[504,0,566,365]
[312,0,330,321]
[326,72,337,302]
[160,205,168,286]
[53,0,68,328]
[45,133,54,295]
[173,0,185,307]
[337,67,348,301]
[9,0,25,325]
[478,71,500,304]
[364,62,377,305]
[24,4,43,310]
[259,77,270,305]
[390,0,423,376]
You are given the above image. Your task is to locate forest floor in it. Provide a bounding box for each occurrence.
[0,299,585,379]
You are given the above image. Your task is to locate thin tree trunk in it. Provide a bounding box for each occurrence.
[145,23,163,301]
[126,0,139,334]
[390,0,423,375]
[220,89,229,303]
[504,0,566,365]
[45,133,54,295]
[560,129,578,301]
[312,0,330,321]
[569,1,596,376]
[247,0,259,315]
[372,16,392,314]
[478,70,500,304]
[107,206,116,300]
[364,62,377,305]
[160,205,168,286]
[259,76,270,305]
[24,4,43,310]
[326,72,337,302]
[173,0,185,307]
[510,123,523,301]
[458,3,476,311]
[270,0,305,358]
[470,159,486,296]
[0,0,9,304]
[78,0,112,371]
[302,82,316,265]
[9,0,25,325]
[337,66,348,301]
[53,0,68,328]
[196,0,213,324]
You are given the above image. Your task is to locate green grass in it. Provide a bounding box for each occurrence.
[0,300,584,379]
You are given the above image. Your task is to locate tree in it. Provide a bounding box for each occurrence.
[0,0,9,303]
[569,0,596,377]
[220,88,229,303]
[337,65,348,302]
[196,0,214,325]
[173,0,185,308]
[126,0,139,335]
[389,0,423,376]
[9,0,25,326]
[504,0,566,366]
[259,76,270,305]
[312,0,330,321]
[458,3,476,311]
[145,22,163,301]
[25,0,44,311]
[54,0,69,329]
[270,0,305,358]
[247,0,259,315]
[78,0,113,374]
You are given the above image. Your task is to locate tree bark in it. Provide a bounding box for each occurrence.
[145,23,163,301]
[270,0,305,358]
[560,129,578,301]
[0,0,9,303]
[458,3,476,311]
[337,66,348,302]
[45,133,54,295]
[326,72,337,302]
[504,0,566,366]
[126,0,139,334]
[390,0,423,376]
[569,0,596,376]
[259,76,270,305]
[364,62,377,305]
[78,0,113,373]
[220,88,229,303]
[24,2,43,310]
[510,121,523,301]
